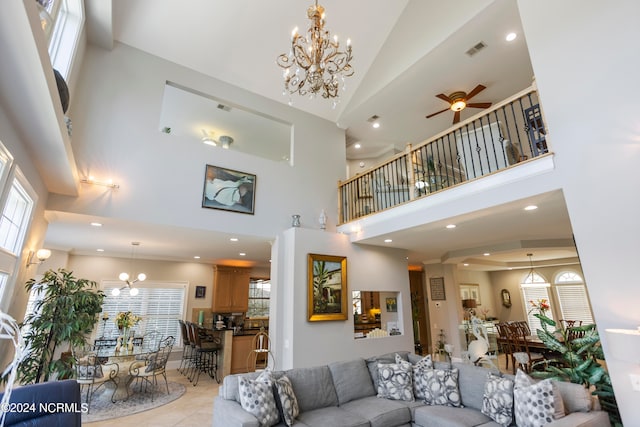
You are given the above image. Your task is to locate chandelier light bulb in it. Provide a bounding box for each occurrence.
[130,287,139,296]
[111,288,121,296]
[119,272,129,282]
[137,273,147,282]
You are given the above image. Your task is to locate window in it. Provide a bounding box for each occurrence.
[352,290,362,315]
[555,271,594,325]
[247,278,270,318]
[98,281,187,346]
[521,272,553,335]
[0,180,35,254]
[38,0,84,80]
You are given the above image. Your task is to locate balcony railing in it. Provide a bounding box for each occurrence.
[338,85,549,224]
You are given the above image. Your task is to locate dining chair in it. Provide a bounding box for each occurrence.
[129,336,175,402]
[247,327,274,372]
[73,345,119,411]
[495,322,512,371]
[506,323,545,374]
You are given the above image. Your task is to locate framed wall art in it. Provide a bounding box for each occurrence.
[429,277,446,301]
[195,285,206,299]
[307,253,348,321]
[202,164,256,214]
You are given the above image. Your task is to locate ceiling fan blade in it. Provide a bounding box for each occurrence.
[426,108,450,119]
[435,93,451,103]
[452,110,461,124]
[467,102,492,109]
[465,84,486,101]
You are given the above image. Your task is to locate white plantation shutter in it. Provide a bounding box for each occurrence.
[556,284,594,325]
[99,281,186,346]
[521,285,553,335]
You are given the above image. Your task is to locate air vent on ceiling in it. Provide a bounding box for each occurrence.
[366,115,380,123]
[465,41,487,57]
[217,103,232,112]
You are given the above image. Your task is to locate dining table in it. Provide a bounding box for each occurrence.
[94,345,153,401]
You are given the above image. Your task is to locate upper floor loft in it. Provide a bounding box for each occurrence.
[338,85,550,225]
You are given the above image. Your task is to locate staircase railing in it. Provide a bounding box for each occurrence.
[338,85,549,224]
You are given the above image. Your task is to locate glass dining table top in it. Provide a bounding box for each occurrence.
[94,345,151,359]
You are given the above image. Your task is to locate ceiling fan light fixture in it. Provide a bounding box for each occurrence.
[219,135,233,149]
[449,91,468,111]
[202,136,217,146]
[450,100,466,112]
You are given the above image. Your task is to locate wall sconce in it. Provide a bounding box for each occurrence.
[605,328,640,364]
[26,249,51,267]
[80,176,120,189]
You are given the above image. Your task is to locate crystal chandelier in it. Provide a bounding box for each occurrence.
[276,0,353,107]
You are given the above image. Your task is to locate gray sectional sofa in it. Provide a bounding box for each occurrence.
[212,351,611,427]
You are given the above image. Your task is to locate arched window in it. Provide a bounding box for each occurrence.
[520,272,552,335]
[554,271,594,325]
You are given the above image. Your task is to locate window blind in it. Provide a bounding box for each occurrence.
[556,284,594,325]
[521,285,553,335]
[99,281,186,347]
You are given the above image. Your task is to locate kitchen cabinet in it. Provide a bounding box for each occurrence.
[230,335,254,374]
[362,291,380,315]
[212,266,250,313]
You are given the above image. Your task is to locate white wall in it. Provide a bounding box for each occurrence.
[270,227,413,370]
[46,42,346,239]
[518,1,640,423]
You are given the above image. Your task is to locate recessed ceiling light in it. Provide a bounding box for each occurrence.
[194,256,200,259]
[463,263,469,267]
[484,253,490,256]
[506,32,517,42]
[446,224,456,229]
[384,239,393,243]
[90,222,102,227]
[354,143,361,149]
[239,252,246,256]
[372,122,380,129]
[230,237,239,242]
[524,205,538,211]
[96,248,104,252]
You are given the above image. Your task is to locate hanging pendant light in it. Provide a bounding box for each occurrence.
[521,253,549,286]
[112,242,146,296]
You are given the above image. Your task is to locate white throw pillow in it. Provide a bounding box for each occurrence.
[274,375,299,427]
[420,368,462,407]
[412,354,433,400]
[377,361,414,401]
[514,370,562,427]
[238,370,280,427]
[481,372,514,427]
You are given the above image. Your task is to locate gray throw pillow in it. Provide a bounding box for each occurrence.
[238,370,280,427]
[377,362,414,401]
[274,375,299,427]
[481,373,514,427]
[412,354,433,400]
[421,368,462,407]
[513,370,555,427]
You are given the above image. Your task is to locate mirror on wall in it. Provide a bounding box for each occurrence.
[352,291,401,339]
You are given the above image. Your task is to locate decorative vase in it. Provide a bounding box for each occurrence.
[291,214,301,227]
[319,209,327,230]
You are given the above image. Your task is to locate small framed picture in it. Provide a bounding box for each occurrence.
[202,164,256,214]
[385,297,397,312]
[195,286,206,299]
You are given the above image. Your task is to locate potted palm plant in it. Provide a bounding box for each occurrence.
[15,269,104,383]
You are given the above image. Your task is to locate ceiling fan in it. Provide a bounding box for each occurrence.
[425,84,492,125]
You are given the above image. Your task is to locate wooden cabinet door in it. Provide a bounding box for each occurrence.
[213,266,250,313]
[230,335,254,374]
[230,268,250,312]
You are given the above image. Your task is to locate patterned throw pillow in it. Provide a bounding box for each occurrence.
[513,370,555,427]
[481,373,514,427]
[514,370,565,419]
[274,375,299,427]
[377,361,414,401]
[412,354,433,400]
[238,370,280,427]
[421,368,462,407]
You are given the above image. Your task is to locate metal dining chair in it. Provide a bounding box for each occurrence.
[73,344,119,410]
[129,336,175,402]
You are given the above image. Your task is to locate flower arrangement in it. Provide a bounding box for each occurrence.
[528,298,550,314]
[115,311,141,329]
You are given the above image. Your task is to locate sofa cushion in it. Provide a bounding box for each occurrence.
[414,405,493,427]
[340,395,412,427]
[238,370,280,427]
[367,351,410,390]
[553,380,592,413]
[481,373,514,427]
[514,370,565,419]
[420,368,462,407]
[412,354,434,400]
[274,375,299,427]
[285,365,338,412]
[452,362,499,411]
[296,406,370,427]
[221,371,264,402]
[328,358,375,405]
[377,361,414,401]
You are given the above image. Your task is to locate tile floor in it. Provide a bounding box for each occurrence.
[85,367,220,427]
